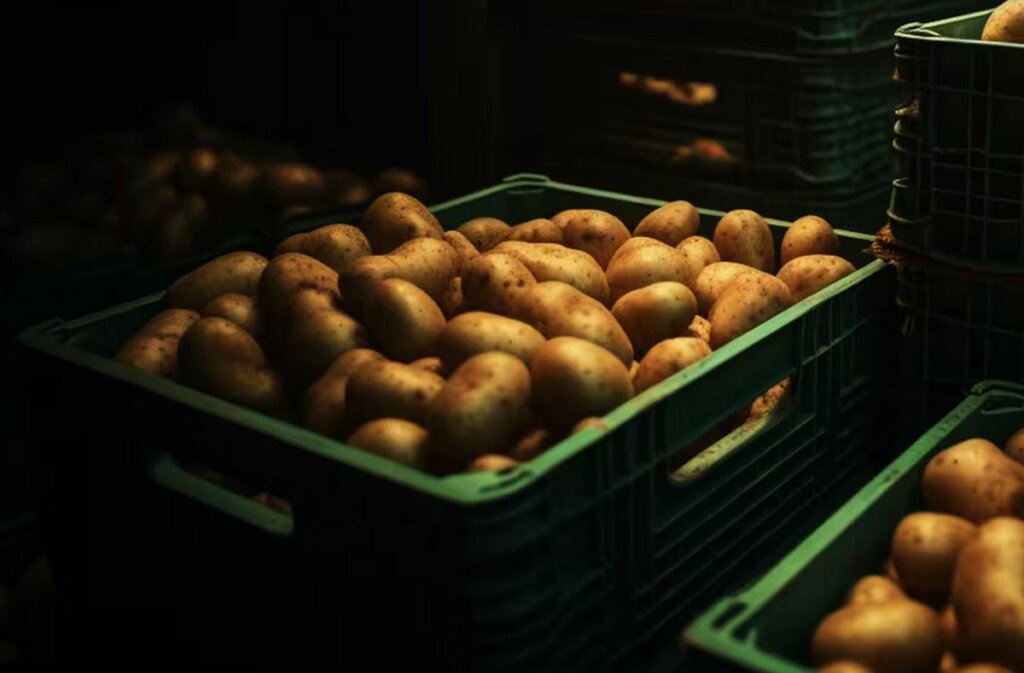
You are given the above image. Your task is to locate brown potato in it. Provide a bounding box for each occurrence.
[612,282,698,357]
[885,556,902,584]
[324,168,374,206]
[951,517,1024,671]
[302,349,385,440]
[530,336,633,430]
[676,235,720,279]
[275,224,371,274]
[922,438,1024,523]
[1005,428,1024,464]
[340,237,459,312]
[781,215,839,265]
[520,281,634,366]
[440,276,464,318]
[443,230,480,270]
[409,356,445,376]
[347,418,428,469]
[608,236,672,267]
[360,192,443,253]
[573,417,609,434]
[635,201,700,246]
[460,252,536,317]
[372,167,427,197]
[437,312,545,371]
[280,289,368,386]
[940,605,958,653]
[693,261,763,315]
[258,253,340,346]
[166,251,268,312]
[116,308,200,380]
[262,163,325,205]
[811,600,942,673]
[427,352,532,472]
[709,273,793,348]
[845,576,907,606]
[891,513,976,606]
[819,663,874,673]
[467,454,520,472]
[633,337,712,393]
[202,293,262,341]
[456,217,510,252]
[559,209,630,269]
[510,427,555,461]
[492,241,610,304]
[506,218,563,244]
[941,653,958,673]
[777,255,856,302]
[607,244,700,302]
[954,664,1015,673]
[713,209,775,272]
[982,0,1024,43]
[345,360,445,427]
[686,314,712,344]
[361,278,445,362]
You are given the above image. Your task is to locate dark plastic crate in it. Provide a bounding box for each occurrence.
[18,175,897,670]
[685,379,1024,673]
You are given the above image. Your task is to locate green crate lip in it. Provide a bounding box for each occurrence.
[19,174,883,509]
[684,379,1024,673]
[896,9,1024,50]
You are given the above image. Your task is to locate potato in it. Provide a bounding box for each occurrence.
[426,352,532,472]
[214,152,260,202]
[573,417,609,434]
[951,517,1024,671]
[777,255,856,302]
[262,163,325,205]
[632,337,712,393]
[339,237,459,312]
[437,312,544,371]
[635,201,700,246]
[510,428,555,461]
[781,215,839,265]
[302,349,385,440]
[492,241,610,304]
[372,167,428,197]
[410,356,445,376]
[116,308,200,380]
[443,230,480,270]
[693,261,763,315]
[713,209,775,272]
[845,576,907,606]
[345,360,445,427]
[811,600,942,673]
[506,218,563,244]
[520,281,634,366]
[819,663,873,673]
[940,605,959,653]
[347,418,428,469]
[558,209,630,269]
[686,314,712,344]
[202,293,262,341]
[456,217,510,252]
[1005,428,1024,464]
[607,244,700,302]
[258,253,340,345]
[468,454,520,472]
[885,557,901,583]
[891,513,976,606]
[178,317,288,414]
[275,224,371,274]
[922,438,1024,523]
[612,282,698,357]
[361,278,445,362]
[360,192,443,253]
[280,289,368,386]
[323,168,374,206]
[954,665,1015,673]
[709,273,793,348]
[982,0,1024,43]
[941,653,958,673]
[530,336,633,430]
[440,276,464,318]
[166,251,268,312]
[460,252,536,317]
[676,235,720,278]
[608,236,671,267]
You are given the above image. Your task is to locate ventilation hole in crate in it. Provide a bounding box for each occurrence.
[176,456,294,517]
[618,71,717,106]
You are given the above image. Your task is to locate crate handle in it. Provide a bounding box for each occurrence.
[146,449,295,538]
[502,173,550,184]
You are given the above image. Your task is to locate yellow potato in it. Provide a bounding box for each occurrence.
[360,192,443,253]
[819,663,874,673]
[166,251,268,312]
[982,0,1024,43]
[891,513,976,606]
[559,209,631,268]
[608,236,672,267]
[573,417,609,434]
[781,215,839,265]
[492,241,610,304]
[510,428,555,461]
[954,664,1015,673]
[506,218,563,244]
[885,557,902,584]
[951,517,1024,671]
[262,163,325,205]
[347,418,428,469]
[443,230,480,270]
[922,438,1024,523]
[940,605,958,653]
[115,308,200,380]
[694,261,763,315]
[845,576,907,606]
[606,244,701,302]
[440,276,464,318]
[709,273,793,348]
[777,255,856,302]
[345,360,445,427]
[1005,427,1024,464]
[426,352,532,472]
[275,224,371,274]
[456,216,511,252]
[436,311,544,371]
[635,201,700,246]
[257,252,340,346]
[279,288,368,386]
[612,282,698,357]
[685,314,712,344]
[467,454,520,472]
[340,237,459,312]
[632,337,712,393]
[941,653,958,673]
[302,349,385,440]
[460,252,536,317]
[361,278,446,362]
[811,600,942,673]
[713,209,775,272]
[530,336,633,430]
[520,281,634,366]
[676,235,720,279]
[409,356,445,376]
[202,293,262,342]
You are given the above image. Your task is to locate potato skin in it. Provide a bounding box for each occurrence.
[811,600,943,673]
[409,356,445,376]
[708,273,793,348]
[818,663,874,673]
[635,201,700,246]
[612,282,698,357]
[456,216,510,252]
[360,192,443,253]
[520,281,634,366]
[460,253,536,317]
[713,209,775,272]
[506,218,563,244]
[951,517,1024,671]
[982,0,1024,43]
[492,241,610,305]
[607,245,700,302]
[166,251,268,312]
[922,438,1024,523]
[940,604,958,653]
[443,230,479,270]
[632,337,712,393]
[608,236,672,267]
[694,261,762,315]
[202,293,262,341]
[676,235,720,279]
[280,288,368,387]
[845,576,907,606]
[686,314,712,343]
[777,255,856,302]
[1005,428,1024,464]
[427,352,532,473]
[275,224,371,274]
[340,237,459,313]
[360,278,445,362]
[781,215,838,265]
[468,454,520,472]
[258,253,340,346]
[559,209,631,269]
[302,349,385,440]
[891,513,976,606]
[116,308,200,380]
[530,337,633,430]
[347,418,429,468]
[345,360,445,427]
[439,276,464,319]
[436,311,545,371]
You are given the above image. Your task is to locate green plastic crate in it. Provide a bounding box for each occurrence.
[685,379,1024,673]
[18,175,897,670]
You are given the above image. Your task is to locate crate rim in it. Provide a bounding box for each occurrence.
[897,8,1023,51]
[18,173,884,508]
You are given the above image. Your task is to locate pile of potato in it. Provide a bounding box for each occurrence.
[116,191,856,475]
[812,429,1024,673]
